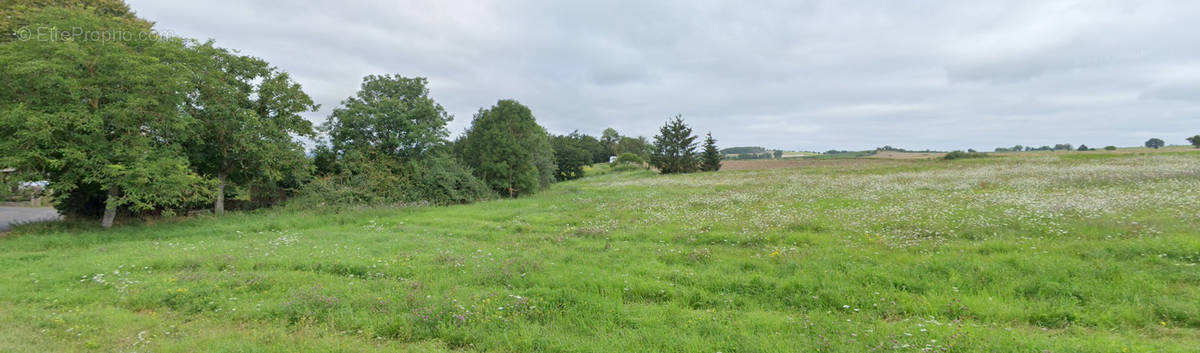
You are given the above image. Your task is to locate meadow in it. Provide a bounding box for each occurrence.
[1,151,1198,352]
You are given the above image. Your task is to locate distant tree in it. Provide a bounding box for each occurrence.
[650,115,699,174]
[1077,144,1090,151]
[1053,144,1073,151]
[616,136,650,159]
[601,128,621,157]
[181,41,317,215]
[700,132,721,172]
[550,132,593,181]
[1145,138,1165,149]
[576,133,608,163]
[456,100,556,196]
[1104,146,1118,151]
[0,8,209,227]
[773,150,783,159]
[1187,135,1200,148]
[324,75,452,162]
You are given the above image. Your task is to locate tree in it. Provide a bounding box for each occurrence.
[1145,138,1165,149]
[1187,135,1200,148]
[1077,145,1090,151]
[649,115,699,174]
[616,136,650,159]
[456,100,556,197]
[1,0,151,43]
[0,8,208,227]
[1104,146,1118,151]
[180,41,317,214]
[700,132,721,172]
[550,132,593,181]
[324,75,452,162]
[600,128,620,157]
[773,150,783,159]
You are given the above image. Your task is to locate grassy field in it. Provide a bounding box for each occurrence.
[2,152,1199,352]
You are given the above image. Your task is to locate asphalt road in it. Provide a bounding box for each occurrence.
[0,207,61,232]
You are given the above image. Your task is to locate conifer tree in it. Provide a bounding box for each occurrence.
[700,132,722,172]
[650,115,699,174]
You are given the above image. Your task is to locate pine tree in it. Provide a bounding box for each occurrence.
[650,115,700,174]
[700,132,722,172]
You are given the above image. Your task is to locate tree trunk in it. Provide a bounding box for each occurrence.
[215,171,227,215]
[101,185,119,228]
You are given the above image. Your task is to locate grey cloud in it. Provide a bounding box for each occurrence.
[127,0,1200,151]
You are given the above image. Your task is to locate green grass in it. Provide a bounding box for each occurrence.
[2,153,1199,352]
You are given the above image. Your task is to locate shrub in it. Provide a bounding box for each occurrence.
[943,150,988,160]
[290,153,491,207]
[611,153,646,172]
[1104,146,1118,151]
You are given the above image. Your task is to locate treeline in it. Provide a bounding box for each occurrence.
[0,1,726,227]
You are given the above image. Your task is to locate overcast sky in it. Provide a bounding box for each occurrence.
[126,0,1200,151]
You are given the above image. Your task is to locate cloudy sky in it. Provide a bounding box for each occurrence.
[126,0,1200,151]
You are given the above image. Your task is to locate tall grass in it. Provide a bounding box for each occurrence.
[1,152,1198,352]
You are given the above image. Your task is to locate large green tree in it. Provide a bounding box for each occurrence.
[1187,135,1200,148]
[324,75,452,162]
[650,115,699,174]
[455,100,556,197]
[700,132,721,172]
[1145,138,1165,149]
[180,41,317,214]
[0,7,207,227]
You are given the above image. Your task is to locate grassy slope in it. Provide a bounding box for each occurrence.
[1,153,1199,352]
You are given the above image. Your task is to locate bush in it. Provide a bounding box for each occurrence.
[943,150,988,160]
[290,153,491,208]
[1104,146,1117,151]
[610,153,647,172]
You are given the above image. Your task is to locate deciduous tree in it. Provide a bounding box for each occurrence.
[455,100,556,196]
[0,8,208,227]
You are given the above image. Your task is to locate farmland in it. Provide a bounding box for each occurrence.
[1,151,1199,352]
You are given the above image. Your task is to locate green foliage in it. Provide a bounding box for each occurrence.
[700,132,721,172]
[455,100,556,197]
[773,150,783,159]
[1105,146,1118,151]
[0,0,151,43]
[179,40,317,214]
[1187,135,1200,148]
[649,115,699,174]
[550,132,593,181]
[291,152,491,208]
[1077,144,1090,151]
[0,7,209,225]
[324,75,451,161]
[616,136,650,159]
[1145,138,1165,149]
[303,75,490,207]
[943,150,988,160]
[600,128,620,157]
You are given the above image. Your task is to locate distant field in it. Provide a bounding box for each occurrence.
[2,151,1199,352]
